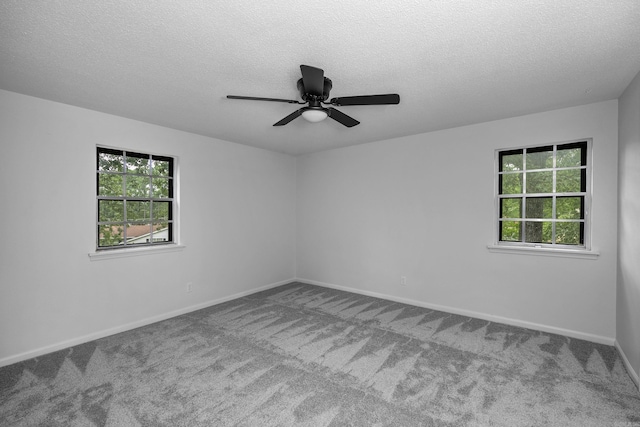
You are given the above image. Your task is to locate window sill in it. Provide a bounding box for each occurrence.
[88,244,186,261]
[486,244,599,259]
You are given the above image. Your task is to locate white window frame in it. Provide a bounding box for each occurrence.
[488,138,598,259]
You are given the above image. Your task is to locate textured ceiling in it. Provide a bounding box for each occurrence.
[1,1,640,155]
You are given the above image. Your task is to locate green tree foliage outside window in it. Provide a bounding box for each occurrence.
[498,141,588,247]
[97,147,174,249]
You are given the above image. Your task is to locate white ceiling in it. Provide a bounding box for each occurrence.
[1,1,639,156]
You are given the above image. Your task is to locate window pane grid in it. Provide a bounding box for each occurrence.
[496,141,588,248]
[97,147,174,249]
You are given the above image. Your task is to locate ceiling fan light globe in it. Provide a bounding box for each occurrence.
[301,109,328,123]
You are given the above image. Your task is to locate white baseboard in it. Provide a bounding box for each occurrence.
[0,278,295,368]
[295,278,615,346]
[615,340,640,390]
[4,277,624,370]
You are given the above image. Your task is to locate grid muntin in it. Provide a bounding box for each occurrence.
[96,147,174,249]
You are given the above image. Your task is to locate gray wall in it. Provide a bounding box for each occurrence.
[296,101,619,343]
[617,70,640,386]
[0,90,297,365]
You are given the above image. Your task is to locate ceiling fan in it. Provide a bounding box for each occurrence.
[227,65,400,127]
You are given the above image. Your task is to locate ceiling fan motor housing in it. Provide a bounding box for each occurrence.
[297,77,333,103]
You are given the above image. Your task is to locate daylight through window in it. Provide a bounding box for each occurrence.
[496,140,590,248]
[97,147,174,249]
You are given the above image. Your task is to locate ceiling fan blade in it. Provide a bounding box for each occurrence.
[327,107,360,127]
[300,65,325,96]
[329,94,400,106]
[227,95,301,104]
[273,109,303,126]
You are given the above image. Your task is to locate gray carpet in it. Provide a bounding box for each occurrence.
[1,282,639,426]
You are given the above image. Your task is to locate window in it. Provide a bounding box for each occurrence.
[97,147,175,249]
[496,140,590,249]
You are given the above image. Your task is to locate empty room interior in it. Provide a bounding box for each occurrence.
[1,1,640,425]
